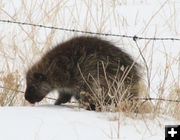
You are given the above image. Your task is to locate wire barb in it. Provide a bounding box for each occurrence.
[0,19,180,41]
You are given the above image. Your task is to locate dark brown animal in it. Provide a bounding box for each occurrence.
[25,36,140,110]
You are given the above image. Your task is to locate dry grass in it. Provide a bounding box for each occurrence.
[77,61,153,116]
[0,71,25,106]
[164,84,180,120]
[0,0,179,123]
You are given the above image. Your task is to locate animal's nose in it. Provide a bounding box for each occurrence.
[25,86,36,103]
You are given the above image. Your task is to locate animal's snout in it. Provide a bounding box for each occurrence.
[25,86,37,104]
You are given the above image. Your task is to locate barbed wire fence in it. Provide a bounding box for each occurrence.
[0,19,180,103]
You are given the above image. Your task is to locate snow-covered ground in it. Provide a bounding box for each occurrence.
[0,105,179,140]
[0,0,180,140]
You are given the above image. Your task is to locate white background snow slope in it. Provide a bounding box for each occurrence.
[0,0,180,140]
[0,106,179,140]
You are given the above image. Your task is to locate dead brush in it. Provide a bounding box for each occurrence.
[164,84,180,120]
[0,71,25,106]
[78,61,153,113]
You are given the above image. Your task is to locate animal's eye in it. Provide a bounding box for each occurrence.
[56,56,70,68]
[33,73,47,81]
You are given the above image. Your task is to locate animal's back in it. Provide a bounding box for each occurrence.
[45,36,140,84]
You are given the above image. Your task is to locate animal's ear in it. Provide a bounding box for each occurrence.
[33,73,47,81]
[56,59,64,67]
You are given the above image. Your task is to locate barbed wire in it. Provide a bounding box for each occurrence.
[0,85,180,103]
[0,85,55,100]
[133,97,180,103]
[0,19,180,41]
[0,19,180,104]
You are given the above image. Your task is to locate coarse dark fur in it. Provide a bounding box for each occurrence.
[25,36,141,110]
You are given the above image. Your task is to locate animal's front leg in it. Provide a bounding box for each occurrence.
[55,92,72,105]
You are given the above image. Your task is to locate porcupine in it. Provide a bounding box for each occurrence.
[25,36,141,111]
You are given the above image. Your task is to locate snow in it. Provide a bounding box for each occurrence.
[0,105,178,140]
[0,0,180,140]
[0,106,114,140]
